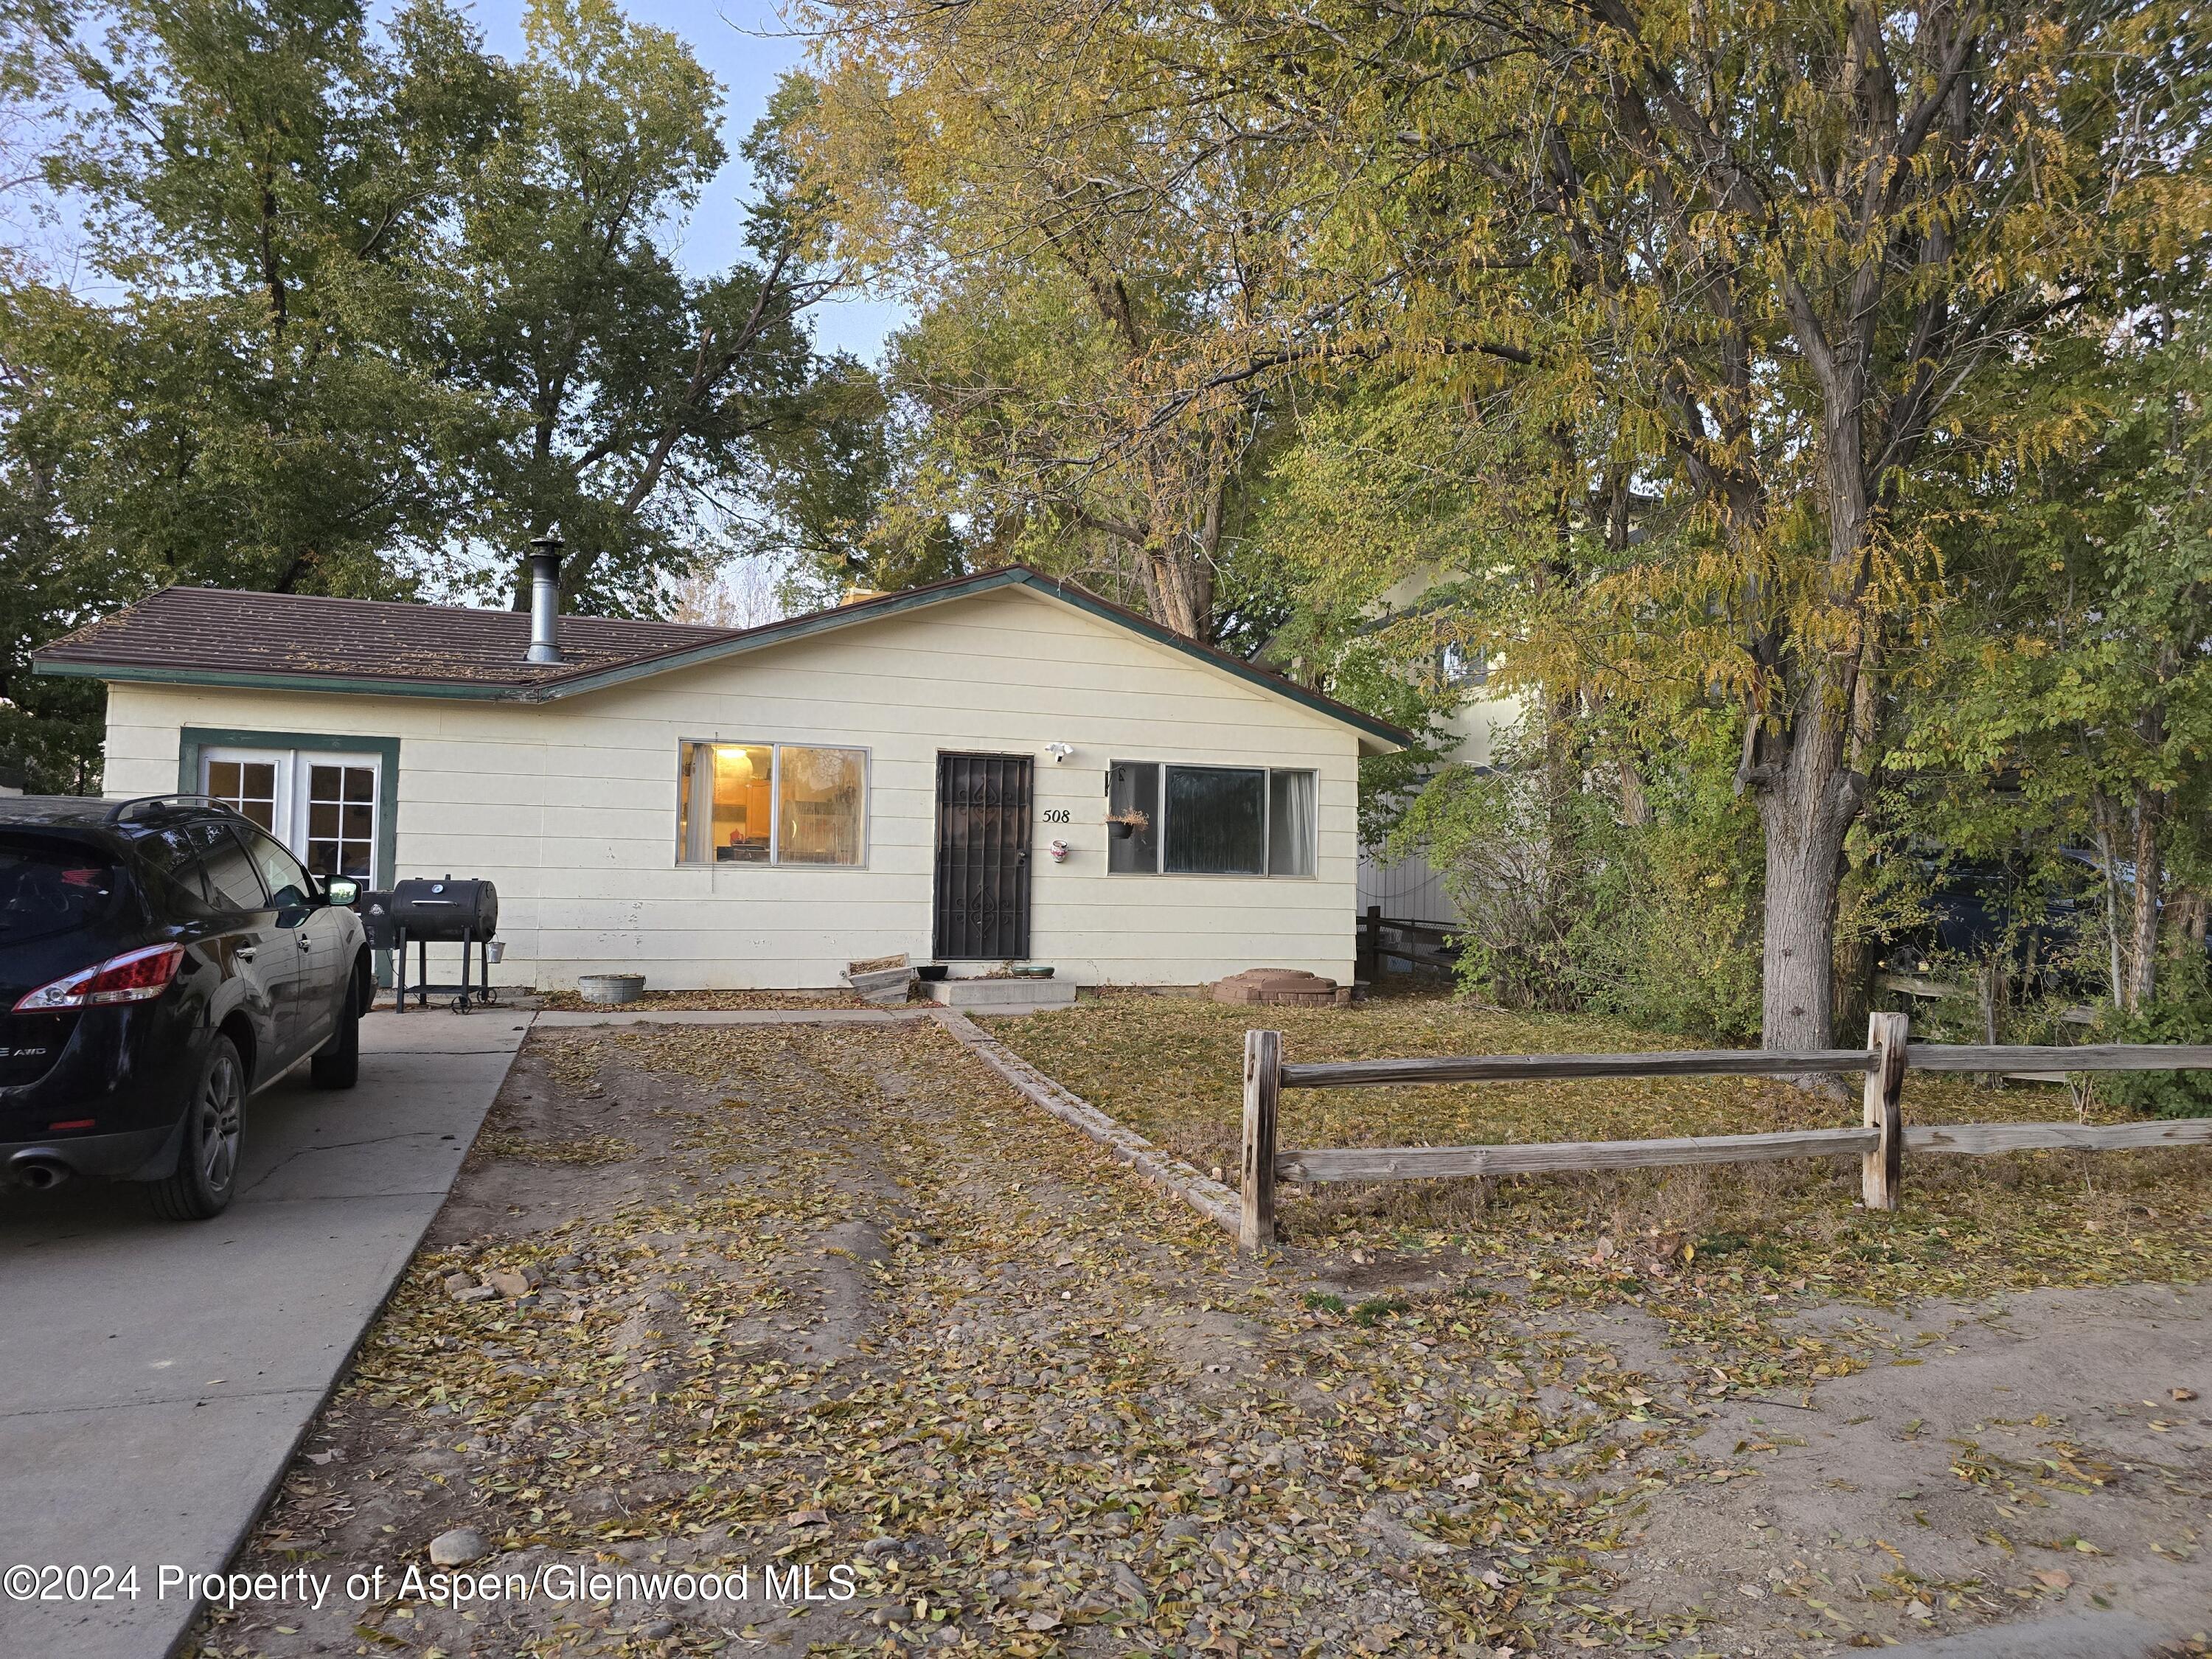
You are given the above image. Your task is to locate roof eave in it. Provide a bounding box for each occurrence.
[32,658,521,700]
[1016,576,1412,751]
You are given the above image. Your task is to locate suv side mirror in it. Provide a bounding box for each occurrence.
[324,877,361,907]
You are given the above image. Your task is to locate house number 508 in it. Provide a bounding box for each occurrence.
[1041,809,1071,824]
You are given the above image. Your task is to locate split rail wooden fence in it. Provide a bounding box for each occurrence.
[1237,1013,2212,1253]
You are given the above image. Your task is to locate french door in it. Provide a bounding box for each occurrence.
[200,747,382,885]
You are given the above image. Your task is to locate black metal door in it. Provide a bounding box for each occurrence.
[933,753,1032,960]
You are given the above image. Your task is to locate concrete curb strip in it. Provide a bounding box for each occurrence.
[931,1009,1242,1235]
[532,1008,927,1028]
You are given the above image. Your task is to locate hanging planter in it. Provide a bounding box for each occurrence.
[1106,808,1150,841]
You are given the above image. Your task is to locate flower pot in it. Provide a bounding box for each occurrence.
[1110,821,1136,840]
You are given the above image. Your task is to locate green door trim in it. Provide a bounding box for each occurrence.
[178,727,401,987]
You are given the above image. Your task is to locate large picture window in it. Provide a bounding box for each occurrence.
[678,742,866,866]
[1110,761,1317,877]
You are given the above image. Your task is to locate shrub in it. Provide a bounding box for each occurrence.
[2098,962,2212,1119]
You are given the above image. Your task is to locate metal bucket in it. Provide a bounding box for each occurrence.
[577,973,644,1005]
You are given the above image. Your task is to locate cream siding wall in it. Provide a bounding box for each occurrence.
[100,587,1364,989]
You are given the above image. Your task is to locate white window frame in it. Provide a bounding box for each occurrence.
[1107,761,1318,880]
[675,740,872,869]
[200,745,384,883]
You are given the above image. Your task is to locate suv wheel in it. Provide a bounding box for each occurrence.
[312,968,362,1090]
[150,1034,244,1221]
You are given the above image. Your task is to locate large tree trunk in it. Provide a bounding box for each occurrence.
[2168,887,2208,960]
[1134,545,1212,639]
[1831,856,1877,1039]
[1756,704,1863,1051]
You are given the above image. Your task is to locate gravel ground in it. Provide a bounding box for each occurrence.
[182,1018,2212,1659]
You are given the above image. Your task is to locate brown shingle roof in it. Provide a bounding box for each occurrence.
[33,586,740,688]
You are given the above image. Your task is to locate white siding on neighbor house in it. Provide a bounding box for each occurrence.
[100,586,1367,990]
[1358,845,1459,927]
[1353,566,1523,928]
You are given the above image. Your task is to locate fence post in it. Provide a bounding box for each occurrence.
[1361,905,1382,979]
[1242,1029,1282,1253]
[1862,1011,1909,1211]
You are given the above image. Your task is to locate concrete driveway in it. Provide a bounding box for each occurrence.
[0,1007,528,1659]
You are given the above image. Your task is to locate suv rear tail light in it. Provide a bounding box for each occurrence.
[14,943,188,1012]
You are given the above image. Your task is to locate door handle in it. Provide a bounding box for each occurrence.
[236,946,257,961]
[296,936,313,951]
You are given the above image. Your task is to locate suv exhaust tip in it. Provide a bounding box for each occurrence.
[7,1151,73,1191]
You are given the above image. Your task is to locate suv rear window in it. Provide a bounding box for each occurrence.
[0,835,125,944]
[129,823,218,918]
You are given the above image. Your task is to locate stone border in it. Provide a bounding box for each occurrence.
[930,1009,1242,1237]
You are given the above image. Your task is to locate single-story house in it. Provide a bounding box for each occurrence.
[33,563,1409,991]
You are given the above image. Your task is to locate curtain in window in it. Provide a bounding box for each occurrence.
[683,743,717,864]
[1268,770,1316,877]
[778,746,866,865]
[1164,766,1266,874]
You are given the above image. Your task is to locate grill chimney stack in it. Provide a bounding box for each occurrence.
[526,526,565,664]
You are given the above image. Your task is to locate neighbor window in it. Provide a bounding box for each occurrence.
[1109,761,1316,877]
[678,742,866,866]
[1435,642,1486,689]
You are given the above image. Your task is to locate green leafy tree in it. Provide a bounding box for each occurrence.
[1902,318,2212,1013]
[1215,0,2211,1046]
[0,0,505,784]
[436,7,842,615]
[0,0,879,791]
[7,0,504,597]
[787,0,1304,641]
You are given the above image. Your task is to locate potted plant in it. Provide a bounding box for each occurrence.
[1106,807,1150,841]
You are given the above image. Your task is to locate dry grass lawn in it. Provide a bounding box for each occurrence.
[985,992,2212,1361]
[183,998,2212,1659]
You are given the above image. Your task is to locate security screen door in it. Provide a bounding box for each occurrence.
[933,753,1032,960]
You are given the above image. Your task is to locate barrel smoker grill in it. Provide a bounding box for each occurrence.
[383,877,500,1012]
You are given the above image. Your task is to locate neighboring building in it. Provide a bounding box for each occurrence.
[1354,570,1521,929]
[33,565,1408,991]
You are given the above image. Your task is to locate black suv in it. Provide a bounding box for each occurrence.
[0,796,372,1219]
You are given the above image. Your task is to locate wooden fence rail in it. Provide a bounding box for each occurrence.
[1237,1013,2212,1253]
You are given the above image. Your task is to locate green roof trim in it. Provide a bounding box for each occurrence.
[35,658,512,700]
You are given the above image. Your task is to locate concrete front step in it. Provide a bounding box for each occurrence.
[922,976,1077,1010]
